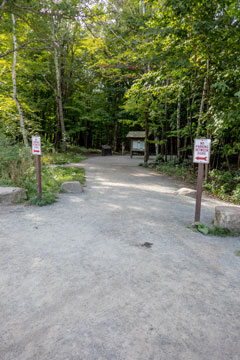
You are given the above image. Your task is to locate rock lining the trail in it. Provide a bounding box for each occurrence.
[0,187,27,205]
[214,206,240,232]
[176,187,196,198]
[61,181,84,193]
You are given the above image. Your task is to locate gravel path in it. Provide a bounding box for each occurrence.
[1,155,240,360]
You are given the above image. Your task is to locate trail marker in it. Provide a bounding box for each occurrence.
[32,136,42,199]
[193,138,211,222]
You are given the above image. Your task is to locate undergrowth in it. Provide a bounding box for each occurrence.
[145,155,240,204]
[187,222,240,237]
[0,135,85,206]
[42,152,86,165]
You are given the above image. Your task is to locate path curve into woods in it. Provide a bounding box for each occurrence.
[0,155,240,360]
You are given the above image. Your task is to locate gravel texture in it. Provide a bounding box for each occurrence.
[0,155,240,360]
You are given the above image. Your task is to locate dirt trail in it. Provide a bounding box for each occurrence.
[0,155,240,360]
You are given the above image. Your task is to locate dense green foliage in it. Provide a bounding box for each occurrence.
[0,0,239,200]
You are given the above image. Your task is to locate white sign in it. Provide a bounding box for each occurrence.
[193,138,211,164]
[133,140,145,151]
[32,136,41,155]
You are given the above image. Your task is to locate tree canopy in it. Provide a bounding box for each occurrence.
[0,0,239,168]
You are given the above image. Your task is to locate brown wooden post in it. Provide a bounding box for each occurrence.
[36,155,42,199]
[194,163,204,222]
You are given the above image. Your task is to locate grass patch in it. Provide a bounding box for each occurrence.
[26,166,85,205]
[187,222,240,237]
[49,166,85,186]
[235,250,240,256]
[42,152,86,165]
[28,193,57,206]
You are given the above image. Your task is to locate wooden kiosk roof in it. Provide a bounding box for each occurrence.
[126,131,145,139]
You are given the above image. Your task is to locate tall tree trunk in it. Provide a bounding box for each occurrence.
[161,122,165,157]
[205,58,211,180]
[0,0,7,10]
[164,105,168,162]
[84,120,89,148]
[184,97,190,159]
[177,87,181,160]
[144,115,149,163]
[113,120,118,152]
[52,19,67,152]
[197,74,208,137]
[154,129,159,156]
[12,14,29,148]
[164,79,169,161]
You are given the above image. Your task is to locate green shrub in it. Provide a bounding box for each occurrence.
[28,193,57,206]
[0,136,85,206]
[188,222,240,237]
[155,161,195,183]
[0,135,34,188]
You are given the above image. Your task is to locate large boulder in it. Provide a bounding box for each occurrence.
[61,181,84,193]
[214,206,240,232]
[176,187,196,198]
[0,187,27,205]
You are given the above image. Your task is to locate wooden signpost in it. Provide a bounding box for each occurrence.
[32,136,42,199]
[193,138,211,222]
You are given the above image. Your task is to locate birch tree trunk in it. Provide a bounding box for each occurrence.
[205,59,211,179]
[177,87,181,160]
[12,14,29,148]
[52,19,67,152]
[197,75,208,137]
[0,0,7,10]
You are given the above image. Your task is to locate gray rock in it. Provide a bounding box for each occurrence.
[176,187,196,198]
[214,206,240,232]
[61,181,83,193]
[0,187,27,205]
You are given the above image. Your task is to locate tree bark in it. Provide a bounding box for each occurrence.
[113,120,118,152]
[144,115,149,163]
[177,87,181,160]
[52,19,67,152]
[0,0,7,10]
[197,74,208,137]
[205,58,211,180]
[12,14,29,148]
[154,129,159,156]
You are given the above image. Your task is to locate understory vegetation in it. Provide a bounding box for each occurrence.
[187,222,240,237]
[0,1,239,203]
[146,156,240,204]
[0,135,85,205]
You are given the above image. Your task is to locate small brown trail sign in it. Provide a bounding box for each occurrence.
[193,138,211,222]
[32,136,42,199]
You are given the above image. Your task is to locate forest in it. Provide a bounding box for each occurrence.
[0,0,240,203]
